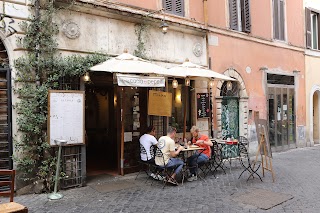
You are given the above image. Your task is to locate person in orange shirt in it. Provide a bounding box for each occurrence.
[187,126,213,181]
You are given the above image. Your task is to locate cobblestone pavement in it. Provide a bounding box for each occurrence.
[3,145,320,213]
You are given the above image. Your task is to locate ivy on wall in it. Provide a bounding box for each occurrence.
[13,0,106,191]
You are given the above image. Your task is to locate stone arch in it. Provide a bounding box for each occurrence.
[309,85,320,145]
[214,68,249,138]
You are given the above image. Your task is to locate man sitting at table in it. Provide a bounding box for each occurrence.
[187,125,213,182]
[155,126,184,185]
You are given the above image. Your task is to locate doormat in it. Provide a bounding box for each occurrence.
[233,188,293,210]
[90,180,137,193]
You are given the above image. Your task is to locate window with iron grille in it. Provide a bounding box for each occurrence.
[163,0,185,17]
[306,7,320,50]
[229,0,251,33]
[273,0,286,41]
[57,77,84,189]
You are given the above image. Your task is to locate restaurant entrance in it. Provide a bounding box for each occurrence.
[85,72,118,176]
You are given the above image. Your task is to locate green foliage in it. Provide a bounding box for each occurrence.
[134,23,150,59]
[13,0,106,190]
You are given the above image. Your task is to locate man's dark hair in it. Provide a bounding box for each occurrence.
[146,125,155,134]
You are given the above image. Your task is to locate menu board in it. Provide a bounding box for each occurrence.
[48,90,85,146]
[197,93,210,118]
[148,90,172,117]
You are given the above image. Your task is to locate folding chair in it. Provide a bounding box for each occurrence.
[237,137,263,181]
[154,147,178,188]
[189,148,208,181]
[135,144,156,181]
[0,170,28,213]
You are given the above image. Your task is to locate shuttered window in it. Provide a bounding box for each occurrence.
[273,0,286,40]
[306,8,320,50]
[163,0,185,17]
[229,0,251,33]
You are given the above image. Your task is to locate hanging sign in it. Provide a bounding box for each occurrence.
[117,74,165,87]
[148,90,172,117]
[197,93,210,118]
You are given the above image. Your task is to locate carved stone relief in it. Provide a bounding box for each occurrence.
[62,20,80,39]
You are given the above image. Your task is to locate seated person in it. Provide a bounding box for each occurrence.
[155,126,184,185]
[187,125,213,182]
[139,125,157,163]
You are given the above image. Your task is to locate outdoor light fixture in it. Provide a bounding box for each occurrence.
[159,21,169,34]
[83,72,90,82]
[226,81,232,91]
[209,80,215,87]
[146,8,169,34]
[172,79,178,88]
[185,78,190,86]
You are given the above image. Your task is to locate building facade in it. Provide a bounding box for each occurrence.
[304,0,320,146]
[0,0,310,187]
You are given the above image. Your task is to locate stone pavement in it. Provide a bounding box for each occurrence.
[3,145,320,213]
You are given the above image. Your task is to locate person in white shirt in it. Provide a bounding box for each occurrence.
[140,125,158,163]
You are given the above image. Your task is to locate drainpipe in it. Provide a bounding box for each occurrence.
[203,0,213,136]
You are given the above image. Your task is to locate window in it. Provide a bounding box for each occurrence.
[273,0,286,40]
[163,0,184,17]
[306,8,320,50]
[229,0,251,33]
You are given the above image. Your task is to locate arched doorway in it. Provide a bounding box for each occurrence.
[215,68,248,139]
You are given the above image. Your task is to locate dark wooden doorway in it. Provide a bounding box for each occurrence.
[85,73,118,176]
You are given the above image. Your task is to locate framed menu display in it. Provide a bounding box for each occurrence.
[48,90,85,146]
[196,93,210,118]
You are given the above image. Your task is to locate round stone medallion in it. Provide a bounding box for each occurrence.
[62,21,80,39]
[193,43,203,57]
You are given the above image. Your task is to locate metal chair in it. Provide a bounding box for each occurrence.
[135,144,156,180]
[154,146,178,188]
[205,139,226,177]
[237,137,263,181]
[0,170,28,213]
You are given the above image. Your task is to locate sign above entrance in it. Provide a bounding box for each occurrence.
[116,74,165,87]
[148,90,172,117]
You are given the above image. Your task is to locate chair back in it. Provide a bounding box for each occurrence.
[0,170,15,202]
[237,137,249,157]
[140,144,155,161]
[154,146,168,167]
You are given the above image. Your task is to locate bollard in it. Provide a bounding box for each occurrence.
[48,139,67,200]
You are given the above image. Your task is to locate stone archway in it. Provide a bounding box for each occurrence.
[310,85,320,145]
[215,68,249,138]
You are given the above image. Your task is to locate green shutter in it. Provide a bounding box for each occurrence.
[241,0,251,33]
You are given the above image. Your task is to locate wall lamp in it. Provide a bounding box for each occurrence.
[83,72,90,82]
[146,8,169,34]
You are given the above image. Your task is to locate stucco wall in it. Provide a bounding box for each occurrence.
[209,32,306,146]
[305,56,320,143]
[207,0,304,47]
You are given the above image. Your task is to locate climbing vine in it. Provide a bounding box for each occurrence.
[134,23,150,59]
[13,0,106,191]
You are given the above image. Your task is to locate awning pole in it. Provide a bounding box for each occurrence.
[120,87,125,176]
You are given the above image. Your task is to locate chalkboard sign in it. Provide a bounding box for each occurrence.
[48,90,85,146]
[197,93,210,118]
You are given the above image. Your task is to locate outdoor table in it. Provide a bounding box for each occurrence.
[216,140,240,172]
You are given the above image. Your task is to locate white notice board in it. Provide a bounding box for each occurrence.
[48,90,85,146]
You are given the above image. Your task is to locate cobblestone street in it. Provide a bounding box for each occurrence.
[3,145,320,213]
